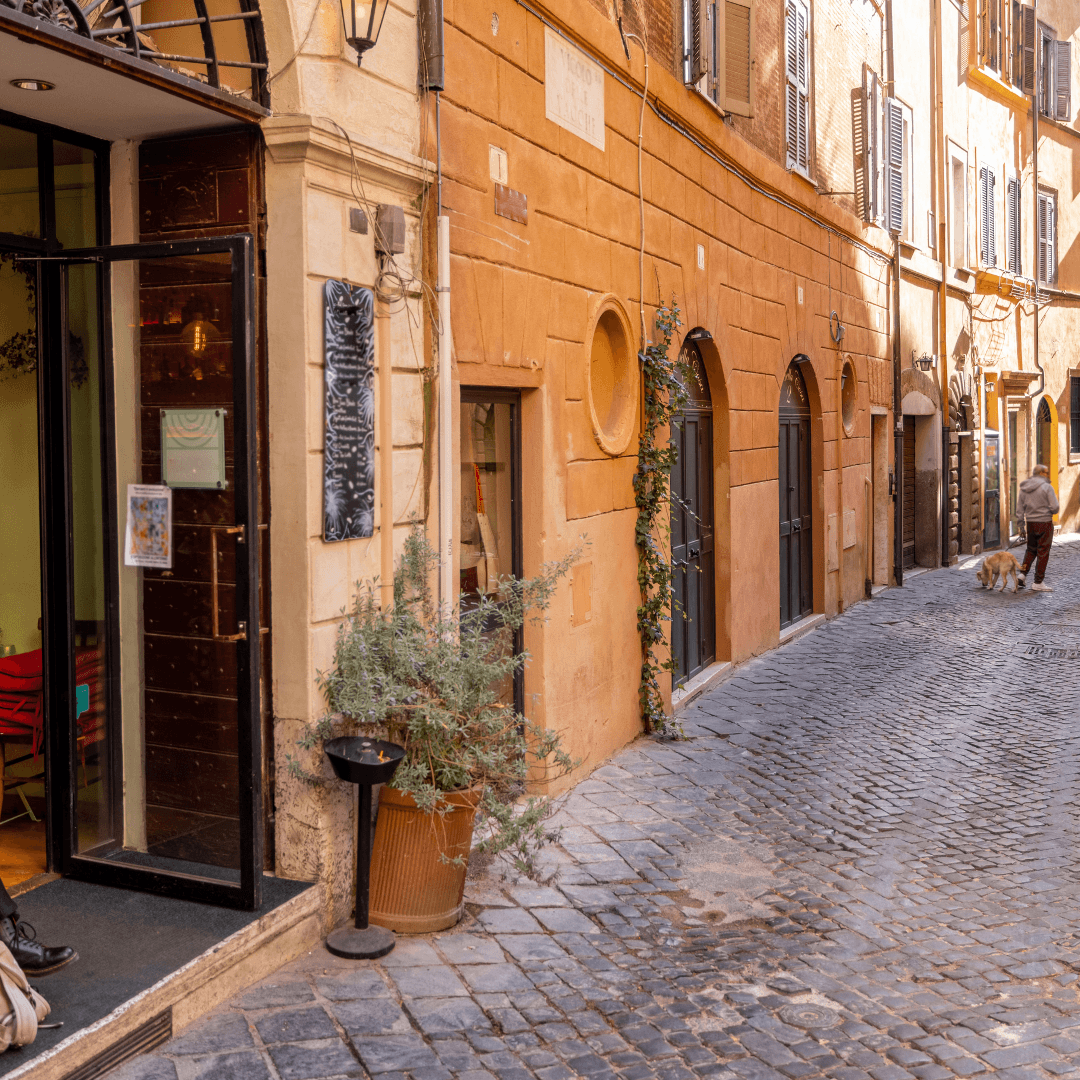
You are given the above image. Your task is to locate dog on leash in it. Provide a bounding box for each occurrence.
[976,551,1022,592]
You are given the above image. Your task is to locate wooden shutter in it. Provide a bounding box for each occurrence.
[987,169,996,266]
[718,0,754,116]
[1071,376,1080,454]
[1038,191,1055,284]
[863,68,882,222]
[1006,175,1021,274]
[689,0,709,84]
[884,97,904,234]
[980,0,1001,71]
[979,166,990,264]
[785,2,799,170]
[1021,5,1036,93]
[1054,39,1072,120]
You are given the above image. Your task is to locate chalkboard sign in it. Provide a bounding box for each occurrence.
[323,280,375,542]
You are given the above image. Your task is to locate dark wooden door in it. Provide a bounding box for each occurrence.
[670,342,715,687]
[903,421,916,569]
[779,363,812,629]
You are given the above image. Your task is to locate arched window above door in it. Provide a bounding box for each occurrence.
[780,360,810,417]
[677,339,712,407]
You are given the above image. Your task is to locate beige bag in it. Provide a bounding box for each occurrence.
[0,941,50,1052]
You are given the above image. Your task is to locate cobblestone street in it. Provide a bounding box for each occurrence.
[119,540,1080,1080]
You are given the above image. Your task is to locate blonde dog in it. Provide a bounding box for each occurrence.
[976,551,1021,592]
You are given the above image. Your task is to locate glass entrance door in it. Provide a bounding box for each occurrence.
[48,235,262,909]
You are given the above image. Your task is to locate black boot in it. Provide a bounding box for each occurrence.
[0,916,77,976]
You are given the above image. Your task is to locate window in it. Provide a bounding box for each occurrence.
[683,0,756,116]
[950,149,968,268]
[979,0,1002,73]
[1006,173,1021,274]
[1037,189,1056,284]
[861,67,883,224]
[1038,22,1072,120]
[979,164,997,267]
[1070,376,1080,455]
[785,0,810,177]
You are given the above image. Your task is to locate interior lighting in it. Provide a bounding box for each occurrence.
[339,0,389,65]
[10,79,55,91]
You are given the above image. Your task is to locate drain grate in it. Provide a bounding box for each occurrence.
[61,1009,172,1080]
[1015,643,1080,660]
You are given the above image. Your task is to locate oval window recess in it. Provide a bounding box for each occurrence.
[586,298,637,456]
[841,359,857,436]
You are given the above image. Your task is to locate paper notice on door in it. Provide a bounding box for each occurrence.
[124,484,172,568]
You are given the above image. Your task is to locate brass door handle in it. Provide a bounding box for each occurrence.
[211,525,246,642]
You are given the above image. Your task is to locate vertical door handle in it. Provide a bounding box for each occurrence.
[211,525,247,642]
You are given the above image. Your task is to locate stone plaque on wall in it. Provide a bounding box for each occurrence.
[544,26,605,151]
[323,280,375,542]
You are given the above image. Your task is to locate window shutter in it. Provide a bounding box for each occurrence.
[689,0,708,84]
[1071,376,1080,453]
[988,169,997,266]
[884,97,904,234]
[863,69,880,222]
[718,0,754,116]
[979,166,990,264]
[1006,175,1020,274]
[1047,196,1055,283]
[1021,5,1036,93]
[785,2,799,170]
[1038,192,1050,283]
[979,0,989,66]
[1054,39,1072,121]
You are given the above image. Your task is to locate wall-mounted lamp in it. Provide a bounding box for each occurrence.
[340,0,389,65]
[829,310,846,343]
[912,350,937,372]
[10,79,55,91]
[686,328,713,342]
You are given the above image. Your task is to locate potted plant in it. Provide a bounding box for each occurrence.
[294,528,578,933]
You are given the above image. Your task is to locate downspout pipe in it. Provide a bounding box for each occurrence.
[886,0,903,587]
[437,215,453,610]
[1027,14,1046,407]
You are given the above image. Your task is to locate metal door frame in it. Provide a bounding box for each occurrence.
[45,235,262,910]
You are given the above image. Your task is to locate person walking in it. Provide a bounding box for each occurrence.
[0,878,76,975]
[1016,463,1059,592]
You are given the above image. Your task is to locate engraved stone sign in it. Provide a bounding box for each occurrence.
[545,27,605,151]
[323,280,375,542]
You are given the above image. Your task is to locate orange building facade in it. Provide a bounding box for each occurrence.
[439,0,897,776]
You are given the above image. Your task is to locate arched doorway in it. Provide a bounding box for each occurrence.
[779,362,812,628]
[670,339,715,686]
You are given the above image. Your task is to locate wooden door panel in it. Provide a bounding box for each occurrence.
[145,690,239,753]
[143,578,235,637]
[146,745,240,816]
[144,636,238,697]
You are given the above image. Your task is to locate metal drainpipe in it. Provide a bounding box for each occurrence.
[934,0,949,566]
[886,0,903,587]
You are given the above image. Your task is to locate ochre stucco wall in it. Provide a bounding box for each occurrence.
[441,0,894,786]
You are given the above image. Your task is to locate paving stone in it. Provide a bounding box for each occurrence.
[235,980,315,1010]
[354,1035,442,1073]
[458,964,536,993]
[254,1007,337,1045]
[330,998,413,1036]
[165,1013,254,1055]
[388,964,469,998]
[407,996,492,1034]
[436,935,508,965]
[184,1051,273,1080]
[267,1038,363,1079]
[314,969,392,1001]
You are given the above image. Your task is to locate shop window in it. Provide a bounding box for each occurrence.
[586,299,637,456]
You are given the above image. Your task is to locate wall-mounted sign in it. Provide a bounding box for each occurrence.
[494,184,528,224]
[124,484,172,569]
[161,408,227,489]
[323,280,375,542]
[545,26,605,151]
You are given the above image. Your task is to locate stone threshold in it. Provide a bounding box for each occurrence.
[672,660,732,713]
[778,611,826,646]
[6,882,324,1080]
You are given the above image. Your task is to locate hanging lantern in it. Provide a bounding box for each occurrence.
[340,0,390,65]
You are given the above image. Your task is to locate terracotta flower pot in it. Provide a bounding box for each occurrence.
[367,785,482,934]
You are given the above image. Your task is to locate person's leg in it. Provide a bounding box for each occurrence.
[0,875,77,975]
[0,877,17,922]
[1020,526,1039,579]
[1034,521,1053,583]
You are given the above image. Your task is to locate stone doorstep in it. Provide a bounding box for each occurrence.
[778,611,826,646]
[6,881,325,1080]
[672,661,733,714]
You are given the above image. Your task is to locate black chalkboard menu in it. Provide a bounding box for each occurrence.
[323,280,375,541]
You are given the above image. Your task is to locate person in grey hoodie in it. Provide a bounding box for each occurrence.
[1016,463,1059,592]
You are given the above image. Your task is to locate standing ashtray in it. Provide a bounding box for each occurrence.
[323,736,405,960]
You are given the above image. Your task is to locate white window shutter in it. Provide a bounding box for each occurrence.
[1021,6,1037,94]
[884,97,903,234]
[1006,176,1020,274]
[785,2,799,169]
[719,0,754,116]
[1054,39,1072,121]
[988,170,997,266]
[979,167,989,264]
[1038,193,1048,282]
[1047,197,1056,282]
[796,1,809,173]
[864,70,882,223]
[689,0,709,84]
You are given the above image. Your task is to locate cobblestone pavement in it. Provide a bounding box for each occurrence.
[116,540,1080,1080]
